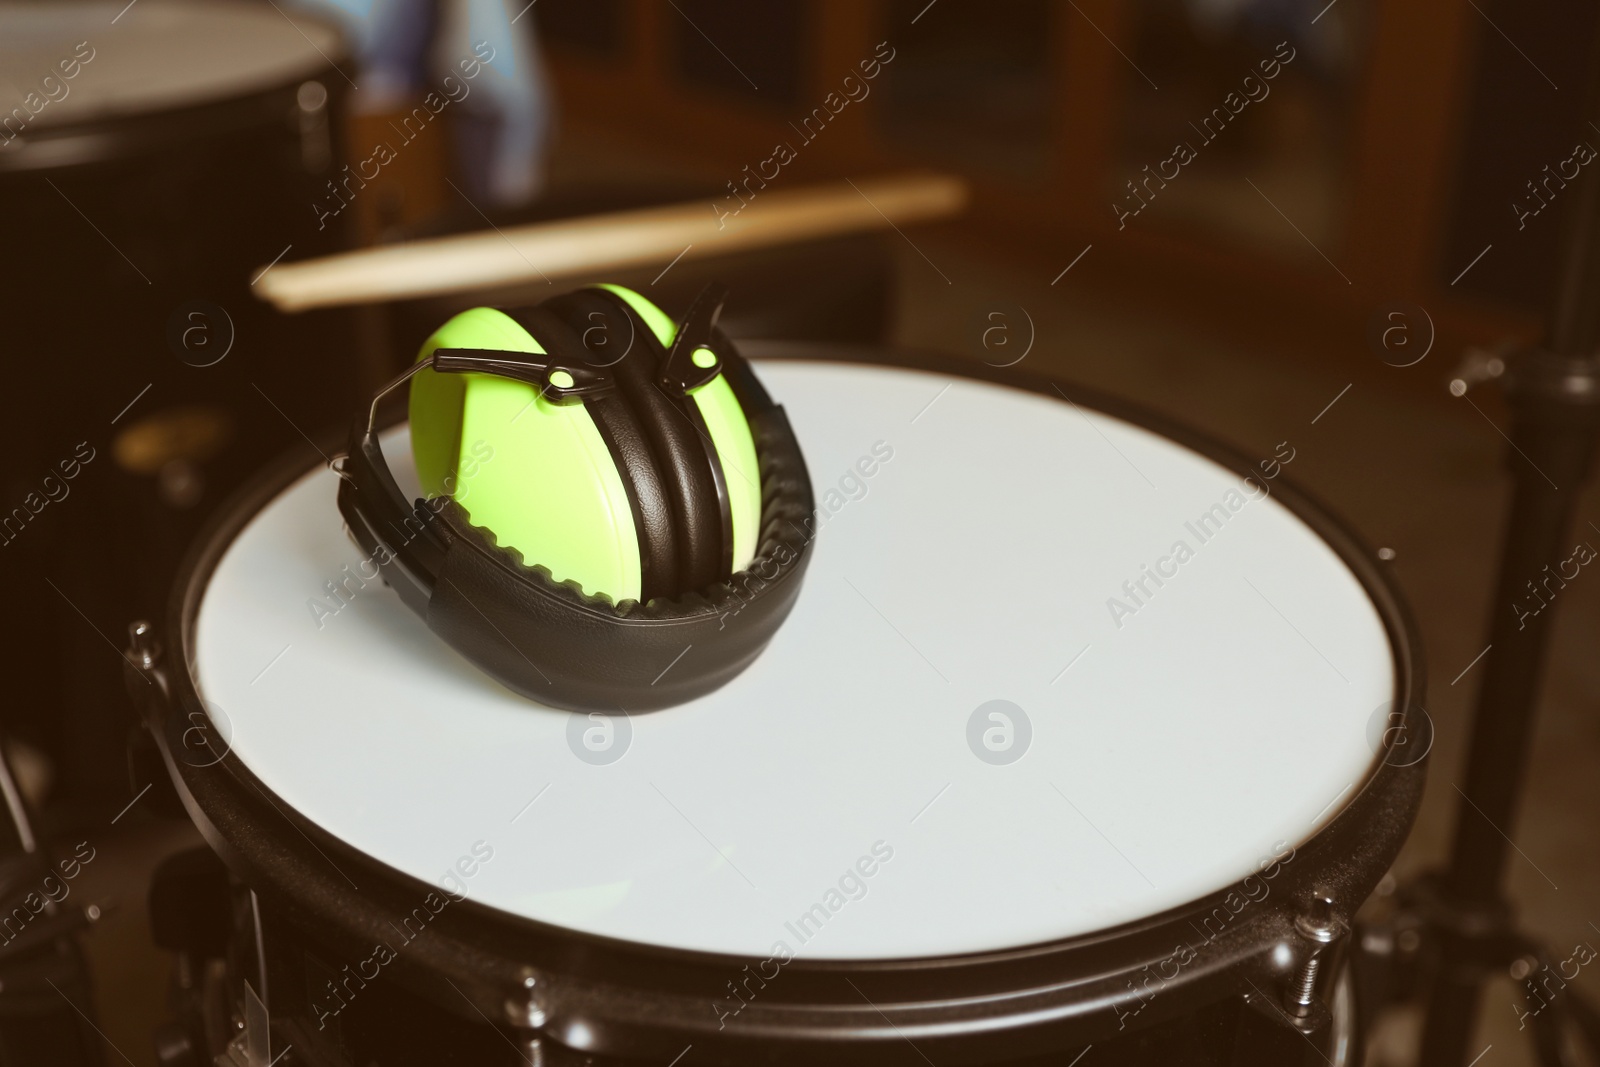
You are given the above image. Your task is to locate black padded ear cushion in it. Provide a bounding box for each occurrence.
[502,306,680,602]
[425,403,815,711]
[544,289,723,595]
[713,325,773,411]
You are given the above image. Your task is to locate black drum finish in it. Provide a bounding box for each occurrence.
[0,12,361,818]
[126,346,1427,1067]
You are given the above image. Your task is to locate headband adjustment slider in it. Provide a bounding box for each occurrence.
[431,347,616,403]
[658,282,729,395]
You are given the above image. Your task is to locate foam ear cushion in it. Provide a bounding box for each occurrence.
[714,326,774,410]
[505,306,680,602]
[546,289,725,594]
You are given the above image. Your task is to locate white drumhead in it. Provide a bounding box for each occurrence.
[0,1,339,133]
[193,362,1395,960]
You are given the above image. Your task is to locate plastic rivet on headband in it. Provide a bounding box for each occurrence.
[549,370,575,388]
[691,347,717,369]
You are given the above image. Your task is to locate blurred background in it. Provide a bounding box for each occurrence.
[2,0,1598,1064]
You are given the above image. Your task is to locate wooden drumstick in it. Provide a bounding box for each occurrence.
[254,171,968,313]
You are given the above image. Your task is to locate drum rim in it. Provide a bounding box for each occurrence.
[144,346,1427,1064]
[0,6,348,174]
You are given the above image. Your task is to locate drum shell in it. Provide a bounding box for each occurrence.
[138,348,1427,1066]
[2,15,359,810]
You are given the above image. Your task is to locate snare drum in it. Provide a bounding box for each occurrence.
[130,349,1425,1066]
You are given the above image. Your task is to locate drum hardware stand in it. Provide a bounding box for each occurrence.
[0,735,112,1065]
[1370,38,1600,1067]
[126,623,423,1067]
[122,625,248,1067]
[1387,335,1600,1067]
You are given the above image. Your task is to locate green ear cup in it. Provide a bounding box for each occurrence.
[408,287,763,604]
[595,285,762,574]
[408,307,645,601]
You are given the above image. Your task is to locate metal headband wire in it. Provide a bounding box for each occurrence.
[366,355,438,435]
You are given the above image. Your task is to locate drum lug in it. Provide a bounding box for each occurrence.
[1285,895,1349,1017]
[515,1036,550,1067]
[124,620,173,711]
[505,971,552,1029]
[503,974,602,1066]
[129,620,162,672]
[1234,898,1349,1067]
[122,619,197,819]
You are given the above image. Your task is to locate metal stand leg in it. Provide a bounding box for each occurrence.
[1416,350,1600,1066]
[1407,16,1600,1063]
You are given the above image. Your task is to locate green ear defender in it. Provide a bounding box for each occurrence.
[336,280,814,709]
[407,283,763,604]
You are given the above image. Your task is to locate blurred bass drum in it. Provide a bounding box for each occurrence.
[0,0,358,811]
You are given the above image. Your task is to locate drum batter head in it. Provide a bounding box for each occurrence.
[192,359,1402,959]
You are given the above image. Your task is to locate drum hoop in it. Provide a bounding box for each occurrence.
[147,346,1427,1063]
[0,8,347,175]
